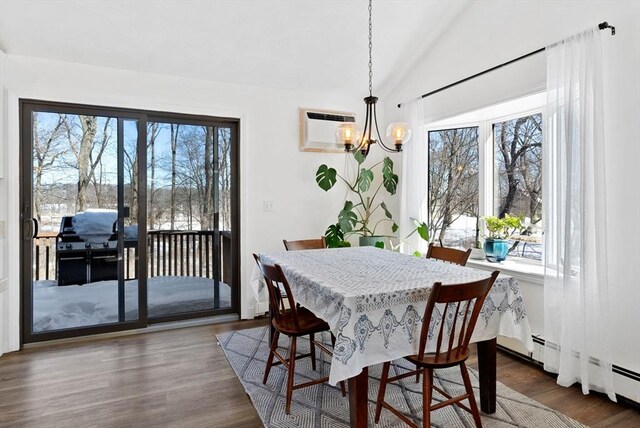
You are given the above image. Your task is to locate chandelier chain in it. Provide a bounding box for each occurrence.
[368,0,373,96]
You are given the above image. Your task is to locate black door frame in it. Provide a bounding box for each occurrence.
[20,100,240,343]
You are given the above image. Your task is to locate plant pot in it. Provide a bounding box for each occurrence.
[359,236,385,248]
[484,239,508,262]
[470,247,485,260]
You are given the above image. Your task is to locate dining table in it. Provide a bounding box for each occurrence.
[252,246,533,427]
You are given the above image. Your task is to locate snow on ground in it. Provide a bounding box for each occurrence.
[33,276,231,332]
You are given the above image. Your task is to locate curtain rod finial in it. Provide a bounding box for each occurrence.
[598,21,615,35]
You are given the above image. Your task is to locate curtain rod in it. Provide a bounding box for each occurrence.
[397,21,615,108]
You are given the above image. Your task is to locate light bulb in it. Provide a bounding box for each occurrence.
[336,123,360,150]
[386,122,411,148]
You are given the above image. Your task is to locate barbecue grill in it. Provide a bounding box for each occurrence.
[56,215,119,286]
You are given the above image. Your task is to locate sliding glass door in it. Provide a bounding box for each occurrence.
[145,117,236,321]
[21,101,238,343]
[21,103,147,341]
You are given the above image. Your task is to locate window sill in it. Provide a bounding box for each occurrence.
[467,257,544,285]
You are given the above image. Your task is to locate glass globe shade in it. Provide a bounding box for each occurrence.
[335,123,360,146]
[386,122,411,146]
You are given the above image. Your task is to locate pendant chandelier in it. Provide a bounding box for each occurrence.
[336,0,411,156]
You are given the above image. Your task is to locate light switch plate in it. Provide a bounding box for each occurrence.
[263,200,276,212]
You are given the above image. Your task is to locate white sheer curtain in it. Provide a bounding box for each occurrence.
[543,27,616,401]
[0,50,8,357]
[399,98,428,254]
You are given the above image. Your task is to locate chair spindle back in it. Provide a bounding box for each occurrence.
[253,254,300,330]
[426,243,472,266]
[283,237,326,251]
[418,271,499,362]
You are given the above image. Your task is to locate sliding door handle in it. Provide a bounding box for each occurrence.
[23,218,39,240]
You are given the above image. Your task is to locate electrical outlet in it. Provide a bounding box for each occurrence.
[263,200,276,212]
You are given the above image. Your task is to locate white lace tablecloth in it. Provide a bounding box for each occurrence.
[255,247,533,385]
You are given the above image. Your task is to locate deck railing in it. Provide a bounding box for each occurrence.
[33,230,231,284]
[33,232,58,281]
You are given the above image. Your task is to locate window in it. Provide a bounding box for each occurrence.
[426,95,544,261]
[493,113,543,260]
[428,127,479,249]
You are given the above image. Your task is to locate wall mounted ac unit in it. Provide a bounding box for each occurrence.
[299,108,356,153]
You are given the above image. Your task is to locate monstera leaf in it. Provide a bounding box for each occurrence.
[358,168,374,192]
[382,157,398,195]
[324,223,345,248]
[338,201,358,233]
[316,164,337,191]
[353,150,366,165]
[382,156,394,176]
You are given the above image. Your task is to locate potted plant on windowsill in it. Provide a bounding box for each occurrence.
[316,151,398,248]
[483,214,523,262]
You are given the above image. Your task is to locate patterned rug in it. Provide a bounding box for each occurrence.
[217,327,585,428]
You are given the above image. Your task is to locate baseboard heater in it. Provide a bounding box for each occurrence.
[497,335,640,407]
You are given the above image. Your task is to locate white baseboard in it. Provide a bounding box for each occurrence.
[498,334,640,404]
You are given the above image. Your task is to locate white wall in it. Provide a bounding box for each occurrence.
[384,0,640,401]
[0,53,390,353]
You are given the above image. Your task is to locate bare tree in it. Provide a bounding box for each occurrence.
[202,126,214,230]
[170,126,232,231]
[74,116,97,212]
[217,128,232,231]
[428,127,479,246]
[146,122,163,229]
[170,124,180,229]
[88,119,113,208]
[495,114,542,219]
[63,116,113,212]
[173,126,210,229]
[32,113,67,221]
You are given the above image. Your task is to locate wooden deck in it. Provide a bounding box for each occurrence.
[0,318,637,427]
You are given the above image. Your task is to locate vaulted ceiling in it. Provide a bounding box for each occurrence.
[0,0,469,96]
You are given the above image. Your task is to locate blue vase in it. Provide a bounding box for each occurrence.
[484,239,508,262]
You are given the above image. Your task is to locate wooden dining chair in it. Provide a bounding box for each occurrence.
[426,242,472,266]
[252,254,346,414]
[283,237,326,251]
[374,271,499,428]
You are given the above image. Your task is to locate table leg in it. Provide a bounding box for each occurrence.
[476,338,497,413]
[348,367,369,428]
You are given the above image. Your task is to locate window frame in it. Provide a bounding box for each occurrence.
[424,95,546,264]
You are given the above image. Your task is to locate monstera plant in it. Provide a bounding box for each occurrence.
[315,151,399,248]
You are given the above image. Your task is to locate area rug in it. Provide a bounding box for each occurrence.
[217,327,585,428]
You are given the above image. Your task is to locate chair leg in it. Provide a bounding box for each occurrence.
[416,364,421,383]
[422,368,433,428]
[263,330,279,385]
[460,363,482,428]
[309,333,317,371]
[375,361,391,423]
[330,334,347,397]
[285,336,297,415]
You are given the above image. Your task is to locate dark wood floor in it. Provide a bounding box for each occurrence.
[0,318,637,427]
[467,350,640,428]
